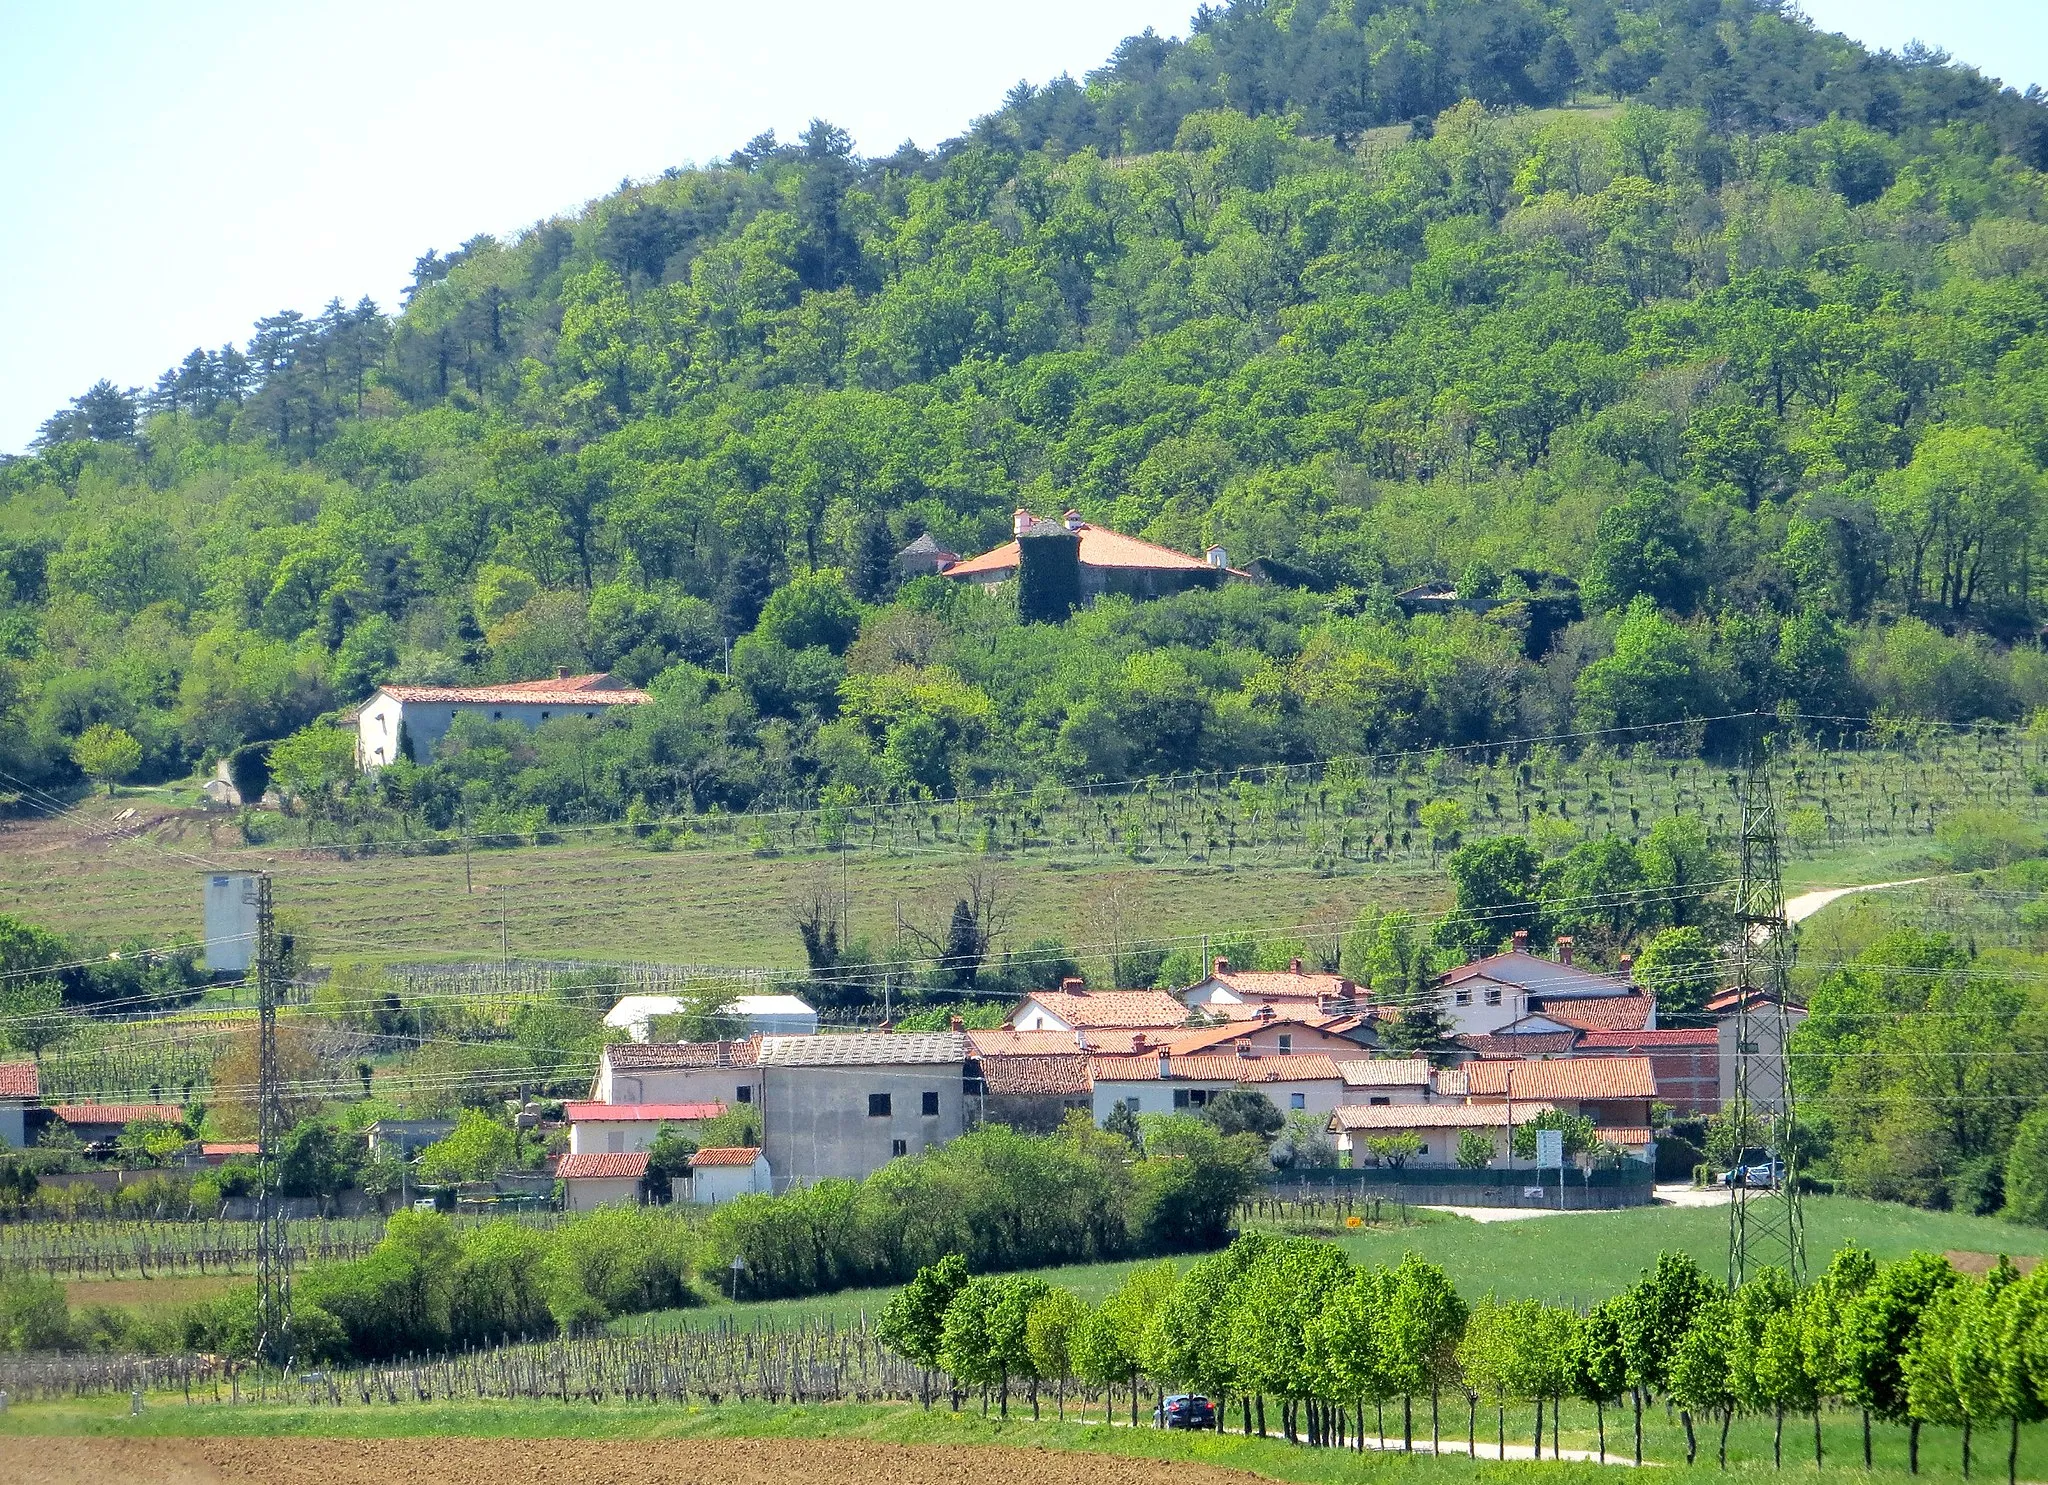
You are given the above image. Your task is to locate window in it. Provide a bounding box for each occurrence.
[868,1093,892,1117]
[585,711,595,719]
[1122,1096,1141,1114]
[891,1138,909,1157]
[540,711,550,720]
[605,1130,625,1154]
[1290,1092,1306,1110]
[1369,1096,1391,1107]
[921,1091,939,1117]
[1484,988,1502,1007]
[492,710,503,721]
[1417,1143,1429,1156]
[1454,990,1472,1006]
[1277,1033,1293,1053]
[735,1085,752,1104]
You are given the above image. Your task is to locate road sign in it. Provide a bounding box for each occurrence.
[1535,1129,1565,1170]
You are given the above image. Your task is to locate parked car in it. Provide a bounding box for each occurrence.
[1155,1394,1215,1429]
[1719,1159,1785,1188]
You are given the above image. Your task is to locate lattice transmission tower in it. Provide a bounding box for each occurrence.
[1726,747,1806,1289]
[251,872,294,1366]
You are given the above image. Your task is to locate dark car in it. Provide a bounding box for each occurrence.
[1155,1393,1215,1429]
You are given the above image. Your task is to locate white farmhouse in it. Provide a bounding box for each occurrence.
[687,1146,771,1204]
[350,671,650,769]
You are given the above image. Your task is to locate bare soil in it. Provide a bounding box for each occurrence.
[0,1435,1268,1485]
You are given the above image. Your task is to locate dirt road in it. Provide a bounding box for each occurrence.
[0,1435,1271,1485]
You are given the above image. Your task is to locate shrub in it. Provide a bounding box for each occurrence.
[1935,808,2045,870]
[543,1204,700,1330]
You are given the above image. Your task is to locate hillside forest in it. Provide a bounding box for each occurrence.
[5,0,2048,830]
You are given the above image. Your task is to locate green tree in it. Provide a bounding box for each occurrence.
[1632,926,1719,1017]
[0,977,71,1063]
[756,567,862,653]
[1573,1298,1632,1463]
[416,1110,517,1184]
[1025,1285,1088,1420]
[1839,1250,1958,1474]
[1669,1295,1739,1466]
[1455,1128,1495,1169]
[879,1252,971,1408]
[1381,1253,1468,1452]
[1438,835,1547,959]
[2004,1106,2048,1226]
[69,723,141,794]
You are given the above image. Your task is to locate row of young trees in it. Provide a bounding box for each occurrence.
[881,1236,2048,1481]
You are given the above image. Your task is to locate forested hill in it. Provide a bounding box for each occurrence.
[5,0,2048,823]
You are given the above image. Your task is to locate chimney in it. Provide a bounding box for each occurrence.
[555,666,570,680]
[1511,929,1529,953]
[1207,545,1229,569]
[1236,1039,1254,1059]
[1061,976,1086,994]
[1132,1032,1148,1052]
[1158,1047,1172,1078]
[1013,507,1034,537]
[1063,509,1084,532]
[1288,956,1303,975]
[1556,935,1574,966]
[1618,952,1636,975]
[1254,1004,1275,1021]
[949,1014,964,1032]
[1214,957,1230,975]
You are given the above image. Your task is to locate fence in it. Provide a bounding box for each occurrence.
[1266,1163,1657,1211]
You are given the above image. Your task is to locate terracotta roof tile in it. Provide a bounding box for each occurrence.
[1531,995,1654,1031]
[0,1062,38,1100]
[1461,1057,1658,1101]
[1329,1102,1559,1131]
[604,1040,759,1070]
[756,1032,970,1066]
[1166,1020,1362,1055]
[1596,1128,1655,1146]
[1090,1052,1341,1083]
[563,1102,726,1122]
[688,1146,762,1168]
[966,1028,1151,1056]
[556,1152,648,1180]
[52,1103,183,1125]
[374,674,651,707]
[1206,970,1357,999]
[976,1054,1094,1096]
[944,521,1249,579]
[1577,1028,1720,1048]
[201,1142,260,1157]
[1014,990,1188,1030]
[1455,1032,1580,1058]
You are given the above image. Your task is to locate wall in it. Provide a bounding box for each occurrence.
[691,1161,769,1205]
[1334,1123,1511,1168]
[357,696,618,769]
[1439,977,1531,1037]
[563,1175,642,1212]
[760,1063,968,1188]
[0,1102,26,1149]
[571,1118,706,1155]
[1090,1077,1343,1124]
[1271,1165,1656,1210]
[600,1066,757,1106]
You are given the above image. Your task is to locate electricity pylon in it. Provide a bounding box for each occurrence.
[1726,747,1806,1289]
[251,872,293,1366]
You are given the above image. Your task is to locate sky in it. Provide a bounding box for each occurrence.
[0,1,2041,455]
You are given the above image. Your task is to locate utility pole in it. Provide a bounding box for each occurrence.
[1727,743,1806,1289]
[499,885,509,965]
[251,872,293,1368]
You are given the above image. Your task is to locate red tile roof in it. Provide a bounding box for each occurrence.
[1013,990,1189,1030]
[562,1102,726,1123]
[1532,995,1654,1031]
[1090,1052,1341,1084]
[1456,1032,1580,1058]
[556,1151,649,1180]
[1461,1057,1658,1101]
[0,1062,38,1099]
[688,1146,763,1168]
[374,674,651,707]
[1335,1058,1433,1088]
[52,1103,183,1126]
[201,1142,260,1157]
[966,1028,1151,1056]
[1330,1102,1559,1131]
[944,520,1245,580]
[604,1039,759,1070]
[1202,969,1358,1000]
[1578,1028,1720,1048]
[1165,1020,1361,1055]
[977,1054,1094,1096]
[1596,1128,1655,1146]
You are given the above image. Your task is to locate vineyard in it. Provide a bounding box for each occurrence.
[0,1215,573,1282]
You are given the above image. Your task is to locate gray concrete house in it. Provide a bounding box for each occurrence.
[755,1032,972,1188]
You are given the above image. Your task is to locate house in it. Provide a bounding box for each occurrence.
[351,671,650,769]
[49,1103,184,1146]
[0,1062,35,1149]
[943,508,1250,603]
[1327,1101,1558,1167]
[1459,1056,1658,1130]
[556,1151,648,1212]
[1575,1028,1722,1114]
[1007,984,1187,1034]
[687,1146,772,1204]
[969,1052,1095,1134]
[1436,932,1638,1037]
[590,1040,760,1107]
[1087,1049,1344,1123]
[754,1032,973,1187]
[1165,1013,1368,1060]
[1181,958,1364,1019]
[1336,1058,1435,1106]
[564,1101,725,1155]
[365,1118,457,1159]
[1706,989,1809,1115]
[896,532,960,578]
[602,994,816,1043]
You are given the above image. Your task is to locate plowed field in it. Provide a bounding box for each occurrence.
[0,1435,1269,1485]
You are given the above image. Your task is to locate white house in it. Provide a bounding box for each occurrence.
[556,1151,647,1211]
[350,671,650,769]
[0,1061,34,1149]
[1436,933,1641,1038]
[564,1100,725,1155]
[591,1041,760,1107]
[1336,1057,1435,1106]
[754,1032,973,1187]
[1087,1049,1344,1123]
[602,993,817,1043]
[1180,957,1363,1019]
[687,1146,771,1204]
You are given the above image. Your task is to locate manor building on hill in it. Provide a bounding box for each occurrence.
[350,670,649,768]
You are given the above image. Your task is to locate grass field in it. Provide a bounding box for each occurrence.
[0,1392,2036,1484]
[619,1196,2048,1332]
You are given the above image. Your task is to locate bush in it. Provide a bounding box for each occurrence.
[1936,809,2045,870]
[0,1275,71,1351]
[543,1205,700,1329]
